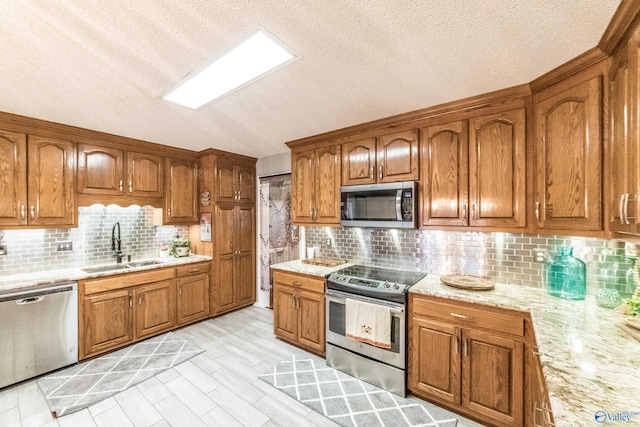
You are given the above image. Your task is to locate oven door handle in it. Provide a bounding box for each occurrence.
[325,289,405,314]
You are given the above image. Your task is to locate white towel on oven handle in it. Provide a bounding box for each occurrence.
[345,298,391,349]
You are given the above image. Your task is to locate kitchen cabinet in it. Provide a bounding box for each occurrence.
[79,267,177,359]
[341,130,419,186]
[215,160,255,204]
[421,107,526,229]
[164,158,198,224]
[77,143,164,200]
[213,204,255,315]
[408,295,524,427]
[272,270,325,355]
[609,23,640,235]
[534,69,603,233]
[291,144,341,226]
[524,321,555,427]
[176,262,211,325]
[0,132,75,227]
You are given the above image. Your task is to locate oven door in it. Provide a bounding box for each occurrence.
[325,289,406,369]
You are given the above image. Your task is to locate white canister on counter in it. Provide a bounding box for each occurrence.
[306,247,315,259]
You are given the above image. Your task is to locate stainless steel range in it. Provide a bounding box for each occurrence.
[325,265,426,396]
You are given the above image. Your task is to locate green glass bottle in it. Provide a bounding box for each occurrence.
[546,246,586,300]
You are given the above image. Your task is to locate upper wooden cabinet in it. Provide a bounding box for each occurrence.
[165,158,198,224]
[421,108,526,230]
[534,72,603,233]
[342,130,419,186]
[609,24,640,235]
[0,130,27,226]
[215,160,255,204]
[291,144,341,226]
[77,143,164,199]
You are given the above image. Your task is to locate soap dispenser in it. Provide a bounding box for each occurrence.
[546,246,586,300]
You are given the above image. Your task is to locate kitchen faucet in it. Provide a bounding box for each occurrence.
[111,221,124,263]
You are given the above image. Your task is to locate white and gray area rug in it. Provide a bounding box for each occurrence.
[260,356,458,427]
[37,332,204,417]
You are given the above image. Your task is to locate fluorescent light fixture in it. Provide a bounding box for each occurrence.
[164,30,296,109]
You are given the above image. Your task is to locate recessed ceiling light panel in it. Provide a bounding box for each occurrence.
[164,30,296,109]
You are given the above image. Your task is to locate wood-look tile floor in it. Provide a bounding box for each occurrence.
[0,306,484,427]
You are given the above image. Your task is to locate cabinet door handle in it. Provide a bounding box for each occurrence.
[462,204,467,225]
[20,205,25,220]
[189,268,201,273]
[454,336,459,354]
[451,312,473,321]
[119,179,123,193]
[292,280,302,286]
[30,206,35,219]
[129,292,133,307]
[129,181,133,193]
[167,208,171,218]
[379,165,383,180]
[471,204,476,221]
[138,295,142,305]
[535,201,540,222]
[370,166,374,180]
[532,345,540,356]
[624,193,630,225]
[463,338,468,357]
[619,194,625,224]
[179,287,182,296]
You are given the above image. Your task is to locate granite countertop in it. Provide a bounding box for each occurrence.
[272,260,640,426]
[0,255,212,294]
[410,276,640,427]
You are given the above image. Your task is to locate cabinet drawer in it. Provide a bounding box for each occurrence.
[83,268,175,295]
[176,262,210,277]
[412,297,524,336]
[273,270,325,294]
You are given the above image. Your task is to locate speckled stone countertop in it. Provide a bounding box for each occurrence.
[410,276,640,427]
[0,255,212,294]
[271,260,640,426]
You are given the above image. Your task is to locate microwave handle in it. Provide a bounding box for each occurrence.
[396,190,403,221]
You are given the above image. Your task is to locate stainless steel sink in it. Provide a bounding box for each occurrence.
[82,260,165,273]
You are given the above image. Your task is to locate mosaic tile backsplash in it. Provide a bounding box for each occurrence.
[305,227,639,296]
[0,205,189,276]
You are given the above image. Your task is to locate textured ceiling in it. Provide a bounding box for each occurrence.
[0,1,620,158]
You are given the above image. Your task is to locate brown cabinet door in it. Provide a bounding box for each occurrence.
[237,165,255,204]
[0,130,27,225]
[378,130,419,183]
[291,148,315,224]
[462,329,523,426]
[76,143,124,196]
[135,280,176,339]
[273,283,297,342]
[127,151,164,198]
[216,161,236,203]
[342,137,377,186]
[297,289,325,354]
[314,145,341,225]
[27,135,75,226]
[235,204,256,306]
[215,204,236,313]
[83,289,132,358]
[177,274,210,325]
[165,158,198,224]
[469,109,526,228]
[421,121,469,227]
[408,317,461,404]
[535,76,602,231]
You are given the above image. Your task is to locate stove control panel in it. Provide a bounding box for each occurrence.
[328,273,408,293]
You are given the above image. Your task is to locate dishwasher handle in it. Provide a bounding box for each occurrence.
[16,296,45,305]
[0,282,77,303]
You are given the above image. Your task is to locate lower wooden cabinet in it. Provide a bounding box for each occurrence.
[80,262,211,360]
[272,270,325,355]
[408,294,525,427]
[525,321,555,426]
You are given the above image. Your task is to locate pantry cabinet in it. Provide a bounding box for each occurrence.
[291,144,341,226]
[421,107,526,229]
[409,295,525,427]
[534,69,603,233]
[272,270,325,355]
[342,130,419,186]
[164,158,198,224]
[77,144,164,200]
[215,160,255,204]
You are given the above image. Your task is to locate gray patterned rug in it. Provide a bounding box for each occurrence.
[37,332,203,417]
[259,356,458,427]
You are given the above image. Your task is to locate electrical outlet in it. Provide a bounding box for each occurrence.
[625,242,640,257]
[56,241,73,251]
[534,248,547,262]
[325,238,332,246]
[0,245,6,255]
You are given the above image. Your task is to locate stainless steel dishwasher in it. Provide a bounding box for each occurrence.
[0,282,78,389]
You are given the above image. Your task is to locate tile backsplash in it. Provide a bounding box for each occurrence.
[0,205,189,275]
[305,227,638,296]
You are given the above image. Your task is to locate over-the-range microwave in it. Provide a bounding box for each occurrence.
[340,181,417,229]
